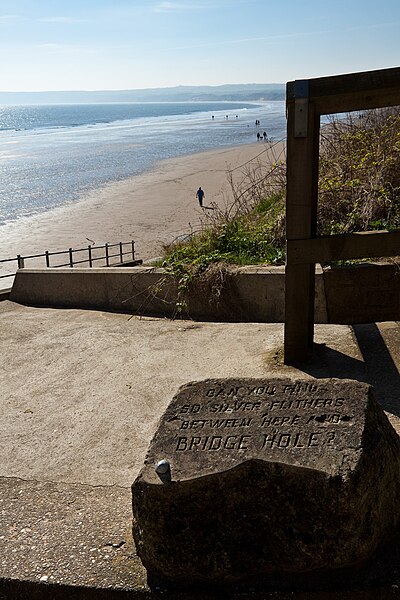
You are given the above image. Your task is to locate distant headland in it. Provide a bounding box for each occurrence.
[0,83,285,105]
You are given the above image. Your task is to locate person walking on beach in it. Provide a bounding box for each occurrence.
[196,186,205,207]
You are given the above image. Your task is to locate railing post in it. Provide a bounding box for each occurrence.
[69,248,74,268]
[45,251,50,268]
[119,242,123,264]
[105,243,109,266]
[88,245,92,267]
[132,240,135,260]
[17,255,25,269]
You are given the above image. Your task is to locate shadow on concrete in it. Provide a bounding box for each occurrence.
[293,343,368,383]
[353,323,400,418]
[296,323,400,418]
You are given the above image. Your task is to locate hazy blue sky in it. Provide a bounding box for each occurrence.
[1,0,399,91]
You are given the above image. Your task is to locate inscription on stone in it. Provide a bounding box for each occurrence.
[142,378,362,481]
[133,378,400,589]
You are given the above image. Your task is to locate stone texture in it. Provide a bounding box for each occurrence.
[132,378,400,589]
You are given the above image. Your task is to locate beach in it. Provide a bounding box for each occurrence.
[0,140,285,276]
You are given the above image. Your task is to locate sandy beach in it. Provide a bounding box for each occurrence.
[0,140,285,280]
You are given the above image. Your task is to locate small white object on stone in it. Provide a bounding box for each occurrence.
[156,459,170,475]
[155,459,171,482]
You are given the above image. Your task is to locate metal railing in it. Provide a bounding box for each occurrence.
[0,240,141,281]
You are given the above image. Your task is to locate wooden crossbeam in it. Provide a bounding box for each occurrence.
[287,230,400,265]
[287,66,400,115]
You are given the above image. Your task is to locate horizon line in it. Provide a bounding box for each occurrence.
[0,83,286,95]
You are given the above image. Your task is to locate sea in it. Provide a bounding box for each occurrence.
[0,101,286,228]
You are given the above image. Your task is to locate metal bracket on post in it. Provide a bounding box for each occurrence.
[294,80,309,138]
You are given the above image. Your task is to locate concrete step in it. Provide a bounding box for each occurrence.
[0,477,152,598]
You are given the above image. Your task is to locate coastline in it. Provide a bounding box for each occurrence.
[0,140,285,272]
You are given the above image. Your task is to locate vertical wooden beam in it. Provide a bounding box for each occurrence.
[284,82,320,364]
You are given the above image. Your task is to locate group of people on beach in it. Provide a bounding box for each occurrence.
[211,115,239,119]
[255,120,268,141]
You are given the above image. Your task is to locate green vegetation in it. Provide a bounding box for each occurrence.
[318,109,400,235]
[165,194,285,269]
[160,107,400,312]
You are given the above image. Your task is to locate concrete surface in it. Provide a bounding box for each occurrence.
[1,299,400,597]
[0,478,145,594]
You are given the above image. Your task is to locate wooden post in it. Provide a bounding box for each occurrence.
[119,242,123,264]
[105,243,109,267]
[88,245,93,267]
[283,67,400,363]
[45,251,50,268]
[284,81,320,364]
[69,248,74,268]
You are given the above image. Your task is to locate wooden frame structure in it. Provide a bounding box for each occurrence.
[284,67,400,364]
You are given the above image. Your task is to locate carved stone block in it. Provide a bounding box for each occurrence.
[132,378,400,589]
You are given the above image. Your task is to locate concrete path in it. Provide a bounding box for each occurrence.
[1,299,400,597]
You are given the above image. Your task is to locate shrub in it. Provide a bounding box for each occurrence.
[318,108,400,234]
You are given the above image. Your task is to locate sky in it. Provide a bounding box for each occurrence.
[0,0,399,92]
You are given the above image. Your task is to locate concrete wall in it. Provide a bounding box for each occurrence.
[323,263,400,324]
[10,263,399,323]
[10,266,328,323]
